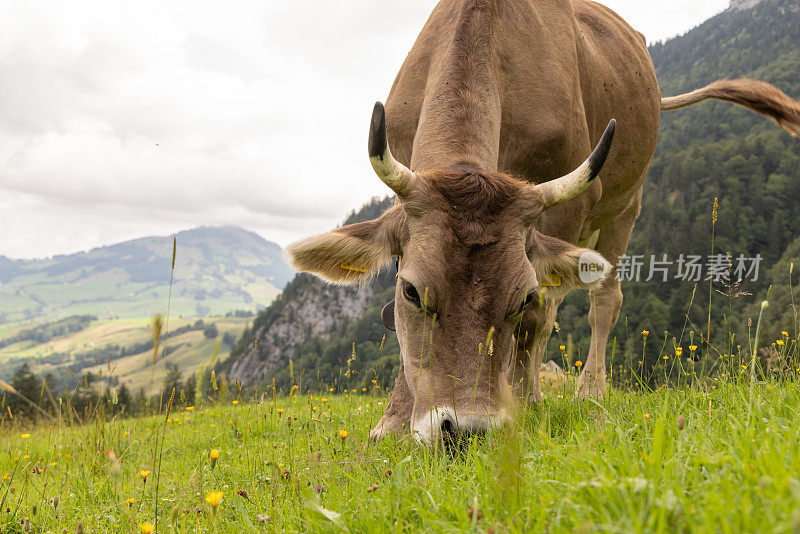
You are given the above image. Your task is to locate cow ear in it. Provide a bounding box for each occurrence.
[287,206,404,284]
[528,232,612,298]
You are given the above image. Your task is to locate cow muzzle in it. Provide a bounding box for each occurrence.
[410,406,511,448]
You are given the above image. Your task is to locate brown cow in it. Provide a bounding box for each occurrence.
[288,0,800,447]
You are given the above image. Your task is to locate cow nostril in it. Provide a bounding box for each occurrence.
[440,417,457,438]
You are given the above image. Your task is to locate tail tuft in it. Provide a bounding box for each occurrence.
[661,78,800,137]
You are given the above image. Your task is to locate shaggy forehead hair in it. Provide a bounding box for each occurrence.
[416,167,525,246]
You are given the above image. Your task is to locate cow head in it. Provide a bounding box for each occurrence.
[288,103,614,447]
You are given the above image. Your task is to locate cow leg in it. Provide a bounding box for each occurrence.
[369,363,414,441]
[575,197,640,399]
[512,298,561,403]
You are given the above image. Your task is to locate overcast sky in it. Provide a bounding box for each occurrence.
[0,0,730,260]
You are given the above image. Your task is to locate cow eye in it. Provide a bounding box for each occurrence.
[517,291,536,314]
[402,281,422,308]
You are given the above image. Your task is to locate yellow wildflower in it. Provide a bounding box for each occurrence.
[782,331,789,337]
[20,433,30,439]
[689,345,698,352]
[139,470,150,480]
[205,491,223,509]
[277,408,284,415]
[642,330,649,337]
[140,523,155,534]
[574,361,582,368]
[185,406,194,411]
[675,347,683,356]
[338,429,348,440]
[126,498,137,506]
[232,400,239,405]
[777,340,784,346]
[644,413,650,420]
[560,345,566,352]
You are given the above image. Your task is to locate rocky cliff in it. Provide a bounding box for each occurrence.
[227,275,385,386]
[730,0,766,10]
[223,196,396,387]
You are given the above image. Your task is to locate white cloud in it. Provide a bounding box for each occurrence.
[0,0,729,259]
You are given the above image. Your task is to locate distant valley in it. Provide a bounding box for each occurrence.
[0,225,293,393]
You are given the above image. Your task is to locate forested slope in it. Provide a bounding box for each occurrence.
[558,0,800,373]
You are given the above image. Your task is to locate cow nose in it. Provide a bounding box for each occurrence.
[412,407,505,448]
[440,414,486,445]
[440,415,458,440]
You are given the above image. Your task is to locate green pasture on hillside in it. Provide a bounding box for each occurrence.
[2,378,799,532]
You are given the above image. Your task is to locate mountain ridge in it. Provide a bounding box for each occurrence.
[0,225,281,265]
[0,225,294,322]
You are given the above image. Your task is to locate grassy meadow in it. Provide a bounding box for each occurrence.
[2,201,798,533]
[2,370,800,533]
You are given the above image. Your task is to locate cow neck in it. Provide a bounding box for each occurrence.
[410,0,501,174]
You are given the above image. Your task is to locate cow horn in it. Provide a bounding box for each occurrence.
[536,119,616,208]
[368,102,416,198]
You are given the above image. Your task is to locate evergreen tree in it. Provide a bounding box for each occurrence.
[184,374,196,406]
[9,363,41,418]
[132,388,148,416]
[162,364,183,407]
[117,383,132,414]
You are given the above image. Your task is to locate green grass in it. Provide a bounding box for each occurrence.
[2,378,800,532]
[0,276,280,323]
[0,317,250,396]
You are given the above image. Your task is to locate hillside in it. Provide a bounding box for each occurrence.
[595,0,800,366]
[221,197,398,388]
[221,0,800,391]
[558,0,800,374]
[0,226,294,322]
[4,381,800,532]
[0,315,250,396]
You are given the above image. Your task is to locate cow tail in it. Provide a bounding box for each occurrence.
[661,78,800,137]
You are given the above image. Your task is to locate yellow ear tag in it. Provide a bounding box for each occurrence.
[340,262,367,273]
[540,274,562,287]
